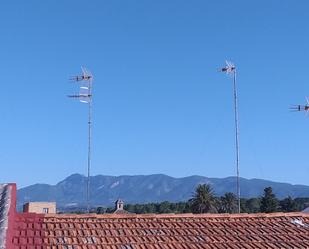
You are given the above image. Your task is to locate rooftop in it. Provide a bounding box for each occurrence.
[3,183,309,248]
[12,211,309,248]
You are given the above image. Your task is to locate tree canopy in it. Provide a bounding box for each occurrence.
[260,187,279,213]
[219,192,238,213]
[190,184,217,213]
[92,186,309,215]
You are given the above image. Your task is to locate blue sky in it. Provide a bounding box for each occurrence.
[1,1,309,188]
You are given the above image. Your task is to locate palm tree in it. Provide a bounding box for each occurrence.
[190,184,217,213]
[219,192,237,213]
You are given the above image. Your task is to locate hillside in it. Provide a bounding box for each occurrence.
[17,174,309,209]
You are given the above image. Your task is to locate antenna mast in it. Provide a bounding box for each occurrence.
[68,67,93,213]
[220,60,241,213]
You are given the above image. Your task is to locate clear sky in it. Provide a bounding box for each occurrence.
[1,1,309,188]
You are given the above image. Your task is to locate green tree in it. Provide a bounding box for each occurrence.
[190,184,217,213]
[158,201,172,213]
[260,187,279,213]
[219,192,237,213]
[96,207,106,214]
[241,198,260,213]
[280,196,297,212]
[294,198,309,211]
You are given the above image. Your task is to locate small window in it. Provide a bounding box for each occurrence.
[43,208,49,214]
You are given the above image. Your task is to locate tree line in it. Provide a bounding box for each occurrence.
[96,184,309,214]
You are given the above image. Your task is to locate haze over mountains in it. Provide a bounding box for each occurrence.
[17,174,309,209]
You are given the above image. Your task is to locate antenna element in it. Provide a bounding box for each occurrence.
[290,98,309,113]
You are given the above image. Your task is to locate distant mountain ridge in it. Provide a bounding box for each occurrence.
[17,173,309,209]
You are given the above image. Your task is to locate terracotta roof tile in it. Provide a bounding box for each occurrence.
[8,212,309,248]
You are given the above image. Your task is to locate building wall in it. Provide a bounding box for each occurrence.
[23,202,56,214]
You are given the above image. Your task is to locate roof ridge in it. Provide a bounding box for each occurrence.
[43,211,308,219]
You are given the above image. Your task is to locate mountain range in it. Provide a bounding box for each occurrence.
[17,173,309,209]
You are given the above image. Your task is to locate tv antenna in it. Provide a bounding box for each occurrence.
[290,98,309,113]
[68,67,93,213]
[220,60,241,213]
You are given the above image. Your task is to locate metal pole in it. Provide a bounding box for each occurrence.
[68,67,93,213]
[232,70,241,213]
[87,79,92,213]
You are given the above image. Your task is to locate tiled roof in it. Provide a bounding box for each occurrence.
[113,209,130,214]
[11,212,309,248]
[2,184,309,248]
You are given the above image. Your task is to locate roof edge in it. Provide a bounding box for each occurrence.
[6,183,16,249]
